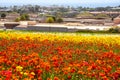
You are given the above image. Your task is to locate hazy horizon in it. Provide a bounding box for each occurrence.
[0,0,120,7]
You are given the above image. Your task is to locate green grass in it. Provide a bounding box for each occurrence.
[0,29,120,35]
[76,29,120,34]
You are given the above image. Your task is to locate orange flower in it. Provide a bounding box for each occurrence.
[54,77,59,80]
[47,78,52,80]
[102,76,109,80]
[78,70,84,75]
[96,59,102,64]
[99,72,105,77]
[87,66,92,71]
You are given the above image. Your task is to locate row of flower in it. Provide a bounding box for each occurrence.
[0,32,120,80]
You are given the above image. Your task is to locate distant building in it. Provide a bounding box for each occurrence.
[113,15,120,24]
[90,11,120,15]
[90,11,120,18]
[28,13,43,22]
[63,18,112,26]
[112,7,120,10]
[6,13,20,22]
[4,22,19,29]
[0,8,12,12]
[63,18,81,23]
[28,13,38,20]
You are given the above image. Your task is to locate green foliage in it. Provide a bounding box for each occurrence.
[77,12,94,18]
[0,13,6,19]
[39,14,44,17]
[76,29,120,34]
[20,14,29,21]
[76,29,103,33]
[108,27,120,33]
[23,14,29,20]
[56,18,63,23]
[15,17,21,22]
[46,15,56,22]
[15,14,29,21]
[76,27,120,34]
[46,17,55,23]
[77,12,110,19]
[20,15,26,21]
[52,16,56,22]
[95,13,110,19]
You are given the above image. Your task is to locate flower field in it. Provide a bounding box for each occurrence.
[0,31,120,80]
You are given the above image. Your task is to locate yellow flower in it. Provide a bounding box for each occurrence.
[16,66,23,72]
[30,72,35,75]
[20,72,23,75]
[2,68,5,70]
[24,72,28,76]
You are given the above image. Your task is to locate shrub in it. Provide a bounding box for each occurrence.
[0,13,6,19]
[15,14,29,21]
[77,12,94,18]
[95,13,110,19]
[20,15,26,21]
[46,17,54,23]
[56,18,63,23]
[15,17,21,22]
[46,15,56,22]
[108,27,120,33]
[20,14,29,21]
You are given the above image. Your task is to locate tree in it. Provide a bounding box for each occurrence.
[56,18,63,23]
[46,17,54,23]
[1,13,6,19]
[24,14,29,20]
[20,14,29,21]
[20,15,26,21]
[15,17,21,22]
[14,14,29,21]
[46,15,56,22]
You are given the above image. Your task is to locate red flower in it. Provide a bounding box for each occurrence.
[54,77,59,80]
[1,70,12,79]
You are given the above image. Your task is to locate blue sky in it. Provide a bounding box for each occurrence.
[0,0,120,7]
